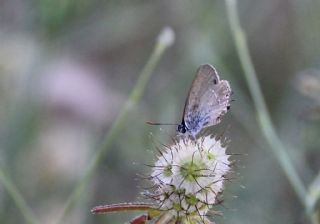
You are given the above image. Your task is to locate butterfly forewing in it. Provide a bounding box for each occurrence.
[183,64,231,136]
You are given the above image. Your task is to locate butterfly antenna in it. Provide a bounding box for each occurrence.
[146,121,179,126]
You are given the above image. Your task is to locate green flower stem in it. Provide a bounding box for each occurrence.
[225,0,317,222]
[91,202,161,215]
[56,27,174,224]
[0,168,39,224]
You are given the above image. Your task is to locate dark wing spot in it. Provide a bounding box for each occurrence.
[227,105,230,110]
[192,104,199,110]
[213,79,217,84]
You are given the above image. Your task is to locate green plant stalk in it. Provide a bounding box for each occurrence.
[56,28,174,224]
[309,172,320,214]
[225,0,317,222]
[0,168,39,224]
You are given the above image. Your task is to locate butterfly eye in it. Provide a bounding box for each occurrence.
[227,106,230,110]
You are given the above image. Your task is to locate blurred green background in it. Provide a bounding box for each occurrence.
[1,0,320,223]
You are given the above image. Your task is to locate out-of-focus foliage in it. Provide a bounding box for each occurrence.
[0,0,319,224]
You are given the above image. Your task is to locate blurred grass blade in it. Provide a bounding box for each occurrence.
[224,0,312,218]
[0,167,39,224]
[56,27,175,224]
[309,172,320,214]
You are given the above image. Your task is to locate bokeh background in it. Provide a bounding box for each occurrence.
[1,0,320,224]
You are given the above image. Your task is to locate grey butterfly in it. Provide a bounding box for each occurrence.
[177,64,232,136]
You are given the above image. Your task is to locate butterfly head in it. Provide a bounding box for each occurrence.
[177,123,187,134]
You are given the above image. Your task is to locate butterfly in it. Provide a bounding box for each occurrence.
[176,64,232,136]
[148,64,231,137]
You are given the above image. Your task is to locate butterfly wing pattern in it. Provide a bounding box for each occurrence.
[177,64,231,136]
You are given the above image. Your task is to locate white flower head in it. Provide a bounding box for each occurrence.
[151,135,231,218]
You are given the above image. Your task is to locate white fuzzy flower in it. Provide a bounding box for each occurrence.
[151,136,230,218]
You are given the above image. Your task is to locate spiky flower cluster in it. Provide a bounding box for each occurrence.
[91,135,231,224]
[148,136,231,222]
